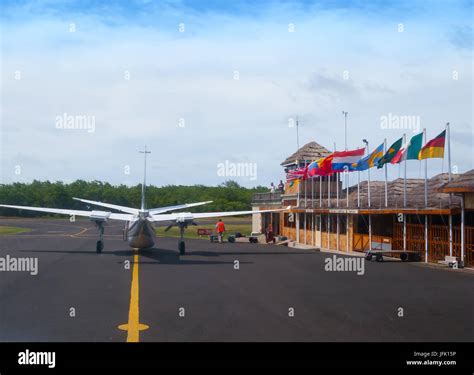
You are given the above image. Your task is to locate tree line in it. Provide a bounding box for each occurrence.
[0,180,267,217]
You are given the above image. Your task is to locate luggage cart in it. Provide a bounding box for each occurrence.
[365,249,422,262]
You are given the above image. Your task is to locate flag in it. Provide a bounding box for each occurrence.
[391,132,423,163]
[307,158,323,177]
[316,154,334,176]
[377,137,402,168]
[285,164,309,182]
[286,169,304,182]
[418,130,446,160]
[305,155,334,176]
[289,179,300,188]
[351,143,384,171]
[406,132,423,160]
[331,148,366,172]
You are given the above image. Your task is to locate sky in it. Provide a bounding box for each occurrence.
[1,0,472,188]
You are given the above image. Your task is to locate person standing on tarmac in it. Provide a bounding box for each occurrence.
[266,223,274,243]
[215,219,226,243]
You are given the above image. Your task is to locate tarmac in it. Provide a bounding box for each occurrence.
[0,218,472,342]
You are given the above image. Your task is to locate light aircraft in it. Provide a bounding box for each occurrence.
[0,147,285,255]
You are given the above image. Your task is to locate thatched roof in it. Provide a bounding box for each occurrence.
[307,172,464,209]
[343,173,461,209]
[281,141,331,166]
[438,170,474,193]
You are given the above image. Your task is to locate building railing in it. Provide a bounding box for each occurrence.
[252,192,283,204]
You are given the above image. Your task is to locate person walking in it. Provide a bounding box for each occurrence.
[266,222,274,243]
[215,219,226,243]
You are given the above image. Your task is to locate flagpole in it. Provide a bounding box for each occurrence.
[304,179,307,208]
[304,161,308,244]
[346,170,349,207]
[334,142,339,251]
[344,112,350,252]
[423,128,428,207]
[334,142,339,208]
[319,176,322,208]
[461,194,465,268]
[346,167,349,253]
[447,123,452,181]
[328,173,331,208]
[402,133,407,251]
[384,138,388,207]
[447,122,453,257]
[363,140,372,251]
[296,159,300,208]
[403,133,407,208]
[357,171,360,207]
[364,140,371,208]
[423,128,428,263]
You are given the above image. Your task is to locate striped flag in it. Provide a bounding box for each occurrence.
[331,148,366,172]
[418,130,446,160]
[391,132,423,163]
[286,165,309,182]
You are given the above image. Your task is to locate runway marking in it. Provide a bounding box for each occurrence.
[70,227,89,237]
[118,251,149,342]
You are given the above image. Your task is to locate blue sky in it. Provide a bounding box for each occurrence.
[1,0,472,188]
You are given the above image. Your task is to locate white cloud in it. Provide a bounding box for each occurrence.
[1,1,472,187]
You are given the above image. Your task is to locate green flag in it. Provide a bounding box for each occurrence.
[406,132,423,160]
[377,137,403,168]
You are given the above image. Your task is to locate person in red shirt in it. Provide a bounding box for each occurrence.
[215,219,226,243]
[266,223,274,243]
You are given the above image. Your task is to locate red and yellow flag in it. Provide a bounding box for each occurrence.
[418,130,446,160]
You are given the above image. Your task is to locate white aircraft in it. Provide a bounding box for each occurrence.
[0,147,285,255]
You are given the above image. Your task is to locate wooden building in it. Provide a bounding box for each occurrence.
[252,143,474,267]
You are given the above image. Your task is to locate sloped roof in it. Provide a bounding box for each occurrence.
[438,170,474,193]
[281,141,331,166]
[344,173,462,209]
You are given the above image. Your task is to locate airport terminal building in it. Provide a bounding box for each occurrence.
[252,142,474,267]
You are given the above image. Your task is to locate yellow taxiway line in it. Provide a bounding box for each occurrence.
[118,251,149,342]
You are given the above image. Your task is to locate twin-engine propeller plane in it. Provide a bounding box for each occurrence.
[0,147,285,255]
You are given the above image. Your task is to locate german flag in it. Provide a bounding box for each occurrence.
[418,130,446,160]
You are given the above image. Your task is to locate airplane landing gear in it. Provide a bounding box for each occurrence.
[95,221,105,253]
[179,240,185,255]
[178,224,186,255]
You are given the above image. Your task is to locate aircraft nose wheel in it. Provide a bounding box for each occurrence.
[179,240,186,255]
[96,240,104,253]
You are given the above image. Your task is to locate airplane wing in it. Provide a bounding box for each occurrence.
[72,197,139,215]
[0,204,134,221]
[150,207,289,223]
[148,201,213,214]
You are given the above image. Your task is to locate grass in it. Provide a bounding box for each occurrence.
[0,226,32,235]
[155,223,252,240]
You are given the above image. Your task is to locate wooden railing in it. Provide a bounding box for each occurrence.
[252,192,282,204]
[393,223,474,266]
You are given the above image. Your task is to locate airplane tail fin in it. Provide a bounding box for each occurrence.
[139,145,151,211]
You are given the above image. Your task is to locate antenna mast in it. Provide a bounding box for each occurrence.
[139,145,151,210]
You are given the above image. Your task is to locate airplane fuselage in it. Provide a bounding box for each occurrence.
[127,217,155,249]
